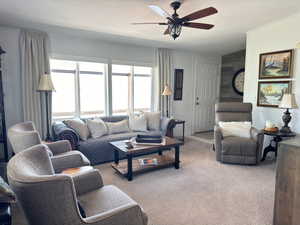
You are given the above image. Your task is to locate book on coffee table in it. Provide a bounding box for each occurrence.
[138,158,158,166]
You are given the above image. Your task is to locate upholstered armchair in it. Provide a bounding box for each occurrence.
[7,144,148,225]
[8,121,90,172]
[214,102,264,165]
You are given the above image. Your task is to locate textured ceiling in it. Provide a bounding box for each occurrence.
[0,0,300,55]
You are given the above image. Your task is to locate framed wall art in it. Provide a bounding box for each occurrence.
[257,81,291,108]
[259,49,293,79]
[173,69,184,101]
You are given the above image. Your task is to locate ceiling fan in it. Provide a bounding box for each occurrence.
[132,1,218,40]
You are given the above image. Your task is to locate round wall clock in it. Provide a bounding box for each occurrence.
[232,68,245,96]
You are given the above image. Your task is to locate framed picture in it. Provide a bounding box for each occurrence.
[174,69,184,101]
[257,81,291,107]
[259,49,293,79]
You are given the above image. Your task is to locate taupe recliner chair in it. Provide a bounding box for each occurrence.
[214,102,264,165]
[7,144,148,225]
[8,121,90,172]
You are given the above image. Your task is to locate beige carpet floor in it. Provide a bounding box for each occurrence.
[96,139,275,225]
[13,138,276,225]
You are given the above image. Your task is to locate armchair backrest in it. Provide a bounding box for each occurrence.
[7,145,82,225]
[215,102,252,124]
[8,121,42,154]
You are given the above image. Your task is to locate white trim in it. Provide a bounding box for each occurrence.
[112,59,153,67]
[51,53,109,64]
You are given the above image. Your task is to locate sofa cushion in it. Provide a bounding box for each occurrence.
[129,114,147,132]
[222,136,257,156]
[143,112,161,130]
[64,119,90,141]
[87,119,108,139]
[106,120,130,135]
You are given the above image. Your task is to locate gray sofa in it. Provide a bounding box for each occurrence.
[52,115,176,165]
[7,144,148,225]
[214,102,264,165]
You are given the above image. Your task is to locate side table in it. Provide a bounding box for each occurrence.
[261,131,296,161]
[174,120,185,143]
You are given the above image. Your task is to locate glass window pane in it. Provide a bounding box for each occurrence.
[80,73,105,117]
[50,59,76,70]
[134,76,151,112]
[79,61,104,73]
[112,75,129,115]
[112,64,131,74]
[134,66,152,75]
[51,72,76,118]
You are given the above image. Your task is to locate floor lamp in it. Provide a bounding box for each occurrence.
[37,74,55,141]
[162,84,172,117]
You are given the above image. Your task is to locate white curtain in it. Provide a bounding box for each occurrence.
[153,48,172,116]
[20,29,51,139]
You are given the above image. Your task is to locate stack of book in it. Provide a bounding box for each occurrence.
[135,135,163,144]
[138,158,158,166]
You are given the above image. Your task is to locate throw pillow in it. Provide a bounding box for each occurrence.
[143,112,161,130]
[64,119,90,141]
[129,114,147,132]
[86,119,108,139]
[218,121,252,139]
[106,120,130,134]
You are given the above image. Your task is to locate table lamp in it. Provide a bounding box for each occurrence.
[162,84,172,117]
[37,74,55,141]
[278,93,298,133]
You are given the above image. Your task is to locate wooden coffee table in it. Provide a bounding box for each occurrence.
[110,137,183,181]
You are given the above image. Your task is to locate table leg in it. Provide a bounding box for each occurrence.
[114,149,119,165]
[183,123,185,143]
[158,150,163,156]
[175,146,180,169]
[127,155,133,181]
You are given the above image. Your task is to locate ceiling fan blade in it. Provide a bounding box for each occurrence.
[164,28,170,35]
[132,22,167,25]
[181,7,218,22]
[149,5,172,19]
[183,22,214,29]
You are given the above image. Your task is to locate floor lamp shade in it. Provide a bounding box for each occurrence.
[162,85,172,96]
[37,74,55,92]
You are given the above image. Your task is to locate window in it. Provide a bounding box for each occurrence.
[112,64,152,115]
[51,59,106,119]
[51,60,76,118]
[134,66,152,112]
[112,65,131,115]
[51,59,152,119]
[79,62,105,117]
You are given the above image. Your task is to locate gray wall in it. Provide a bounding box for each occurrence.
[219,49,245,102]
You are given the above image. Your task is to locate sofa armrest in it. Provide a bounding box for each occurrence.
[250,127,264,163]
[214,125,223,161]
[51,151,90,173]
[161,117,176,137]
[72,168,104,196]
[52,121,80,150]
[46,140,72,155]
[83,203,147,225]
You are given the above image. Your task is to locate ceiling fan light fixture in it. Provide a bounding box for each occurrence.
[170,23,182,40]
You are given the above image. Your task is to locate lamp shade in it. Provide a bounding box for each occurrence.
[162,85,172,96]
[296,42,300,49]
[37,74,55,92]
[279,93,298,109]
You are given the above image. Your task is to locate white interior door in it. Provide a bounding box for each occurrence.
[193,63,220,133]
